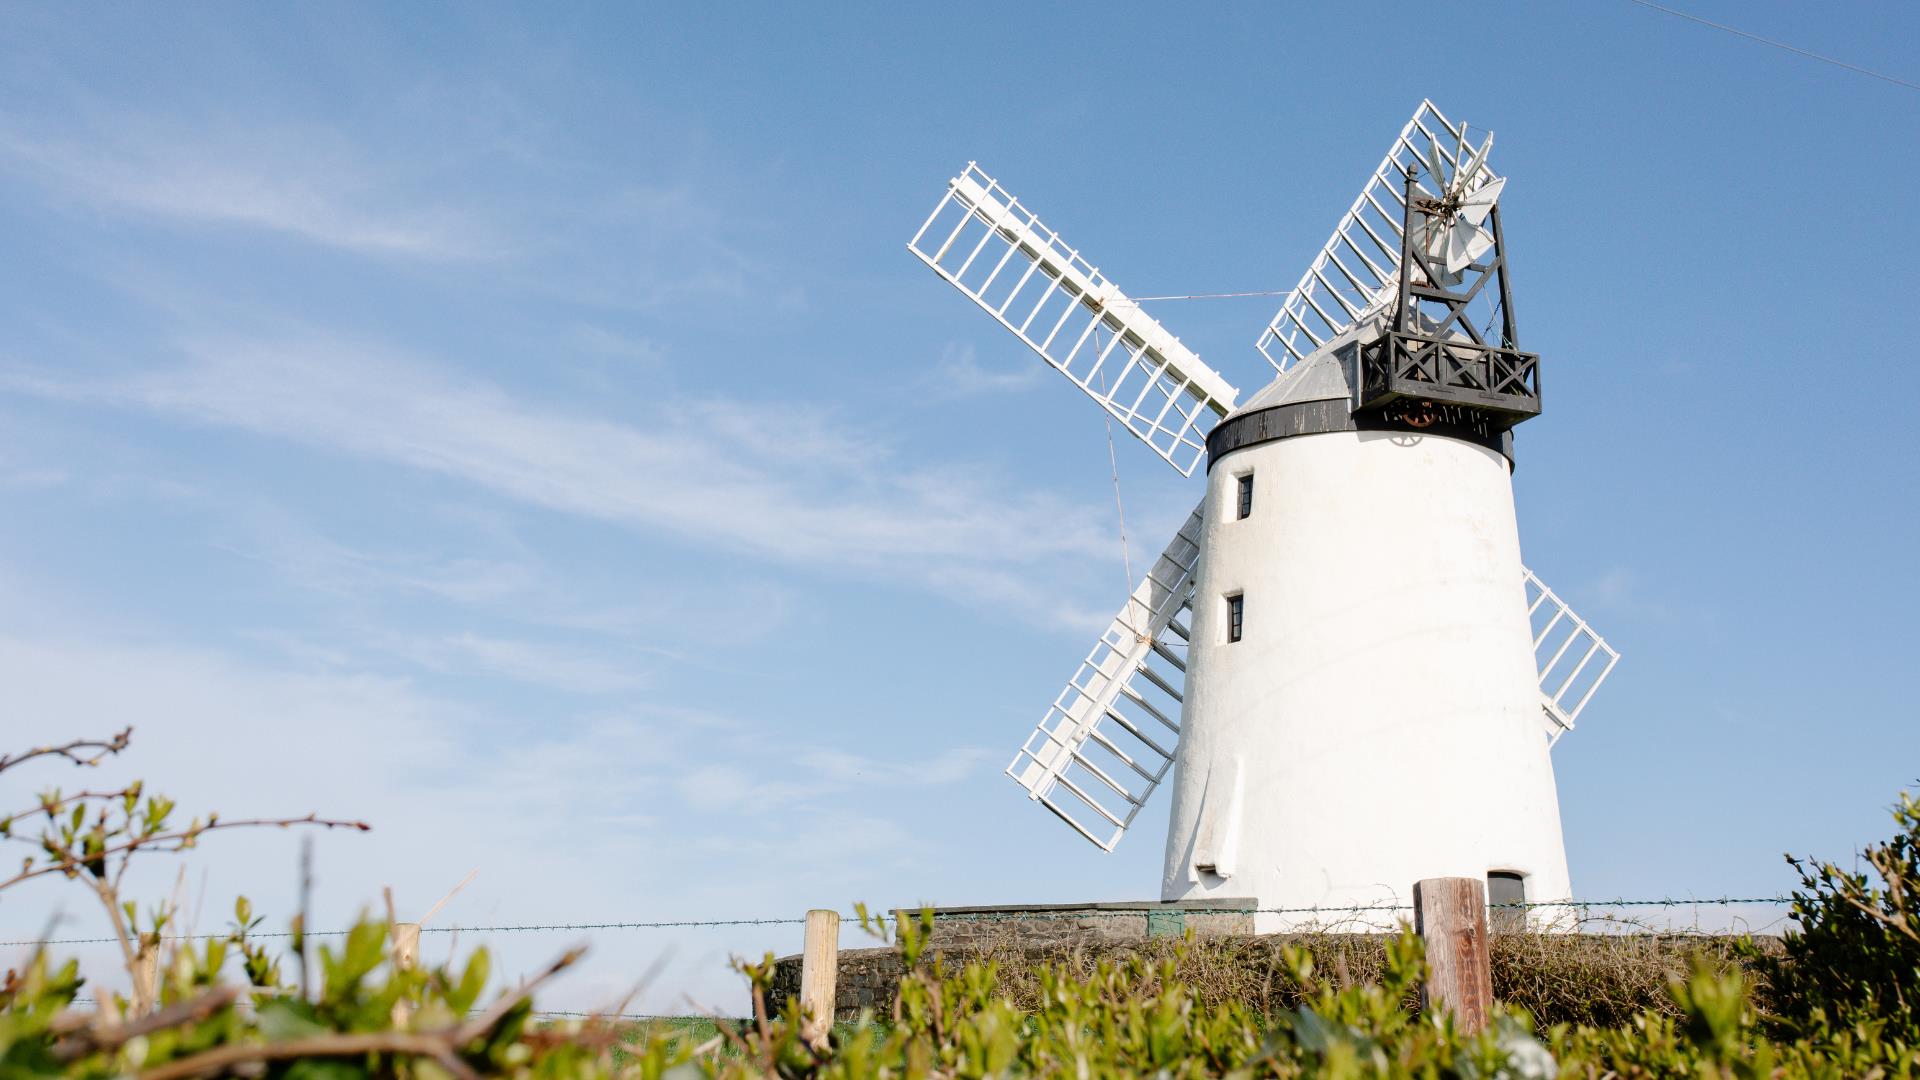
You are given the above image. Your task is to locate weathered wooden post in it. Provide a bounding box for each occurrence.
[130,939,160,1017]
[799,909,840,1048]
[392,922,421,970]
[390,922,421,1026]
[1413,877,1493,1033]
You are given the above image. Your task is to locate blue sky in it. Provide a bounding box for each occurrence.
[1,2,1916,1012]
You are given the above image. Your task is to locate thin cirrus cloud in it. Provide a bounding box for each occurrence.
[0,619,985,1012]
[210,507,796,649]
[0,115,793,313]
[4,337,1114,613]
[923,342,1044,399]
[0,121,500,262]
[372,630,659,696]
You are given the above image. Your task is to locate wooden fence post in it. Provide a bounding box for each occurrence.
[1414,877,1492,1034]
[390,922,421,1026]
[130,940,160,1017]
[799,909,840,1047]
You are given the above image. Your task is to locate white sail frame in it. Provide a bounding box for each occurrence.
[1007,505,1204,849]
[909,164,1238,477]
[1524,568,1622,745]
[1016,557,1621,850]
[1256,100,1500,373]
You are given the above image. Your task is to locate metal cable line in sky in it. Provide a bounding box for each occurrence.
[1624,0,1920,93]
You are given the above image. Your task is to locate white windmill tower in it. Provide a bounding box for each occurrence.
[907,102,1618,931]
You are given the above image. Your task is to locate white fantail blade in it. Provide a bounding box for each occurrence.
[1007,504,1204,850]
[1425,136,1454,197]
[1445,220,1496,275]
[1522,567,1622,745]
[1258,101,1503,371]
[1406,213,1487,282]
[907,164,1239,478]
[1458,141,1497,203]
[1457,176,1505,228]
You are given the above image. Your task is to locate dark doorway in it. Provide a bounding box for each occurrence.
[1488,871,1526,932]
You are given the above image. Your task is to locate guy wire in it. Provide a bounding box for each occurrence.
[1091,326,1136,619]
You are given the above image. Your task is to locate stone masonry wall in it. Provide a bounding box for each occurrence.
[766,900,1256,1021]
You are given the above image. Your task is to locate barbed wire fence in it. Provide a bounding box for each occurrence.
[10,895,1811,1024]
[1,895,1803,949]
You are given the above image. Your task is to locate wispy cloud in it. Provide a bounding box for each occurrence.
[0,459,66,490]
[0,618,983,1009]
[0,120,499,261]
[1573,564,1703,626]
[799,747,997,786]
[923,342,1043,398]
[375,630,659,695]
[569,324,667,368]
[207,509,804,682]
[215,518,544,608]
[4,335,1112,615]
[512,178,803,313]
[674,747,995,815]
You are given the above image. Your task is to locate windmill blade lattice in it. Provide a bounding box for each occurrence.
[1257,100,1503,373]
[1017,560,1619,851]
[909,164,1239,477]
[1524,568,1621,745]
[1007,505,1204,849]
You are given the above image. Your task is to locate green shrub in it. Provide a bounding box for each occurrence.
[7,731,1920,1077]
[1757,789,1920,1033]
[801,927,1769,1030]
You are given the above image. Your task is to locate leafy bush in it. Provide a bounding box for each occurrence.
[6,732,1920,1077]
[1757,788,1920,1033]
[800,927,1769,1030]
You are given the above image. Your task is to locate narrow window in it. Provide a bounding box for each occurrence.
[1226,593,1244,643]
[1487,871,1526,932]
[1236,473,1254,519]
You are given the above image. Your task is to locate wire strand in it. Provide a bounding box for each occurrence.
[1091,329,1136,617]
[1624,0,1920,93]
[0,897,1800,947]
[1114,289,1292,303]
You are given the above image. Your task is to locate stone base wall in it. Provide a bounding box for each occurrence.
[768,946,902,1020]
[912,899,1256,949]
[765,929,1781,1028]
[766,899,1255,1021]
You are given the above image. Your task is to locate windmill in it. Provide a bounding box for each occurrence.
[907,102,1618,929]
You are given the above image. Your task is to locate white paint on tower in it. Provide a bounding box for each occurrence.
[1159,345,1571,931]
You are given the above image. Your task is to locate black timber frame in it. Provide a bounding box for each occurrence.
[1353,167,1541,430]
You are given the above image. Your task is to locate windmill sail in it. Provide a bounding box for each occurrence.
[1016,558,1620,852]
[1007,505,1204,850]
[1257,100,1500,373]
[909,164,1238,477]
[1524,568,1621,745]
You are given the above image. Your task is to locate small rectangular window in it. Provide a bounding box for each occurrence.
[1488,871,1526,932]
[1226,593,1244,643]
[1236,473,1254,519]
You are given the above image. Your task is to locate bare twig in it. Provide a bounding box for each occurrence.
[1,816,374,893]
[6,814,372,973]
[137,1031,479,1080]
[418,869,479,927]
[1836,886,1920,945]
[0,729,131,775]
[690,1034,726,1056]
[54,985,243,1062]
[707,1003,759,1064]
[296,838,313,1002]
[0,788,145,827]
[453,947,587,1044]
